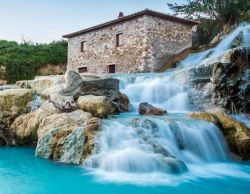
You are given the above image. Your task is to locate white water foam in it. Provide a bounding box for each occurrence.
[83,22,250,185]
[180,22,250,67]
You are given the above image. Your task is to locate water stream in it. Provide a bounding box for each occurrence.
[80,22,250,185]
[180,22,250,67]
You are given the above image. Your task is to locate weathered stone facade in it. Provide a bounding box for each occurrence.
[63,9,197,74]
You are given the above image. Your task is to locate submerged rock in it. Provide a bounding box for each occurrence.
[130,118,172,157]
[163,157,188,174]
[190,111,250,160]
[0,89,33,123]
[138,102,167,116]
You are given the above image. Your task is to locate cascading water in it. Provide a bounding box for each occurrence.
[119,73,190,112]
[180,22,250,67]
[82,22,250,185]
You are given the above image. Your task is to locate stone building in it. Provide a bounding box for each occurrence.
[63,9,198,74]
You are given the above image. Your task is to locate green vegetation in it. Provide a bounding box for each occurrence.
[0,40,67,84]
[168,0,250,44]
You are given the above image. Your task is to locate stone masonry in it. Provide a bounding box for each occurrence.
[63,9,198,74]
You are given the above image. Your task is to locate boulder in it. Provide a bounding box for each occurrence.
[59,70,119,98]
[213,111,250,160]
[189,112,217,124]
[11,102,59,146]
[59,70,83,97]
[49,70,129,116]
[35,111,101,165]
[0,89,33,123]
[77,95,116,118]
[37,110,92,139]
[189,111,250,160]
[138,102,167,116]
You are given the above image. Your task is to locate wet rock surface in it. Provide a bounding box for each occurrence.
[188,46,250,114]
[138,102,167,116]
[190,111,250,160]
[35,113,101,165]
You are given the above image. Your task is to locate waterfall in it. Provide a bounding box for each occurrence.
[180,22,250,67]
[118,72,191,112]
[28,95,42,112]
[83,114,230,184]
[82,22,250,185]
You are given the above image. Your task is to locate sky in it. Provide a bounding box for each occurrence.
[0,0,186,43]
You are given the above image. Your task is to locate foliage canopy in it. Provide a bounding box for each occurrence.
[168,0,250,44]
[0,40,67,84]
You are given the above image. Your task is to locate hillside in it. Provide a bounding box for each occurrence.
[0,40,67,84]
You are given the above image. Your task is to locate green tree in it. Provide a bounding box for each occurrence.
[168,0,250,25]
[167,0,250,45]
[0,40,67,84]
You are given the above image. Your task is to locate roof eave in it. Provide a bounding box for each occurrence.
[62,9,199,39]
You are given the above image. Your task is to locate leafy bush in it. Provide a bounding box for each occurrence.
[0,40,67,84]
[168,0,250,44]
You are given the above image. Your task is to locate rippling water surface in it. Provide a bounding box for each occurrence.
[0,136,250,194]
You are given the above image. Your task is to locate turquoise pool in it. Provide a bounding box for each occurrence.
[0,148,249,194]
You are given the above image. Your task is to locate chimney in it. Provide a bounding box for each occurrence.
[118,12,124,19]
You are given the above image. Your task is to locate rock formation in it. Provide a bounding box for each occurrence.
[50,70,129,116]
[0,121,15,146]
[138,102,167,116]
[188,46,250,114]
[0,89,33,123]
[190,111,250,160]
[35,112,100,165]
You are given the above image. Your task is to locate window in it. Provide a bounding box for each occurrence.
[78,66,87,73]
[80,41,86,52]
[116,33,123,47]
[108,64,116,73]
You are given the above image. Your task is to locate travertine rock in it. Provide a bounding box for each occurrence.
[11,102,59,146]
[0,89,33,123]
[190,111,250,160]
[77,95,116,118]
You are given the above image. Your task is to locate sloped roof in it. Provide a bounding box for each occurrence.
[63,9,199,38]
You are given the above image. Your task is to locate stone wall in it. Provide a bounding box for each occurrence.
[144,16,193,71]
[67,15,193,73]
